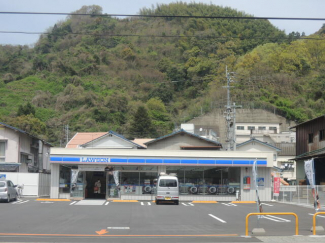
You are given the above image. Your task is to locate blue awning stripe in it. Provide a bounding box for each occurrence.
[50,157,268,166]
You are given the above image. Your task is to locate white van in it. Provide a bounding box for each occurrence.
[155,173,179,205]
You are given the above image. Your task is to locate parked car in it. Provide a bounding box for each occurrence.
[155,173,179,205]
[0,180,18,203]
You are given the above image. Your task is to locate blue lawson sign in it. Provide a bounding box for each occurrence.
[0,174,6,180]
[50,156,267,167]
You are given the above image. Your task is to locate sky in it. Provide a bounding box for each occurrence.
[0,0,325,46]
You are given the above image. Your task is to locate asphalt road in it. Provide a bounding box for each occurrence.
[0,198,325,243]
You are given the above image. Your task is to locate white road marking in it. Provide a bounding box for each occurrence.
[12,200,29,204]
[309,213,325,218]
[182,203,188,206]
[141,202,144,206]
[222,203,237,206]
[148,202,151,205]
[188,203,194,206]
[261,203,274,207]
[105,202,109,205]
[262,216,282,222]
[107,227,130,229]
[208,214,227,223]
[69,201,77,205]
[265,215,291,222]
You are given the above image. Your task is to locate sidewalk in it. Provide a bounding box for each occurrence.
[256,235,325,242]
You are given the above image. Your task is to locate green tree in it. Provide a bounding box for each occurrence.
[129,106,157,138]
[17,102,36,116]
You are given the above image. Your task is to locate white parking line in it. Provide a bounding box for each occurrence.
[148,202,151,205]
[208,214,227,223]
[141,202,144,206]
[265,215,291,222]
[69,201,77,205]
[222,203,237,206]
[182,203,189,206]
[261,203,273,206]
[12,200,29,204]
[105,202,109,205]
[309,213,325,218]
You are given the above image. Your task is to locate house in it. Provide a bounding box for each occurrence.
[144,129,222,150]
[0,121,52,197]
[290,115,325,185]
[236,138,296,184]
[235,122,296,144]
[66,130,146,149]
[0,121,52,173]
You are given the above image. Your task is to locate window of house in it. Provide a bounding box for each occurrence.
[269,127,277,130]
[0,141,6,162]
[320,129,325,141]
[308,133,313,143]
[258,126,266,130]
[237,126,244,130]
[273,154,277,161]
[247,126,255,130]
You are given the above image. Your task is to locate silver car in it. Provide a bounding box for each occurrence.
[0,180,18,203]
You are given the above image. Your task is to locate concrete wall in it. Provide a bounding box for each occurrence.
[240,167,272,201]
[190,108,296,145]
[1,172,50,196]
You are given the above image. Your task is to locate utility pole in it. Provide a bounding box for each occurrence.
[232,102,242,151]
[223,66,235,151]
[65,124,69,147]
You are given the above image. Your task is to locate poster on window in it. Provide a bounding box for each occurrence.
[273,177,280,197]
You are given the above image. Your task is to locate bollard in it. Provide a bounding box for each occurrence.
[312,212,325,235]
[245,212,299,236]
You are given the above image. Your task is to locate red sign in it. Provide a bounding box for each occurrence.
[274,177,280,196]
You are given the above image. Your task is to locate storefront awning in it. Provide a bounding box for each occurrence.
[0,163,21,172]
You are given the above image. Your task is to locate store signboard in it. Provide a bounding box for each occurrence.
[79,165,105,171]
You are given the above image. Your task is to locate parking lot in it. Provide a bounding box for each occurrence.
[1,198,325,243]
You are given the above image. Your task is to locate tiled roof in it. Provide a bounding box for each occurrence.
[144,129,222,147]
[237,138,281,151]
[66,131,146,149]
[66,132,107,148]
[275,143,296,156]
[132,138,154,148]
[0,121,52,146]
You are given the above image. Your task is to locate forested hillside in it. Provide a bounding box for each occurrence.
[0,2,324,145]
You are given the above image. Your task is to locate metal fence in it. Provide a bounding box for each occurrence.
[271,185,325,209]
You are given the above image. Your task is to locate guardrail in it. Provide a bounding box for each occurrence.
[245,212,299,236]
[312,212,325,235]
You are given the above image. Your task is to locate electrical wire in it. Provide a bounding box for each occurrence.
[1,11,325,21]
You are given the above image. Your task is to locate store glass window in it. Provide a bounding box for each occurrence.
[120,172,140,195]
[140,172,158,195]
[247,126,255,130]
[258,126,266,130]
[71,171,84,198]
[237,126,244,130]
[59,165,71,194]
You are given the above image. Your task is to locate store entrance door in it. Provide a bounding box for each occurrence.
[85,171,106,199]
[107,172,119,199]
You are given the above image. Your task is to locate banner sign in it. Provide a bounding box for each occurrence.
[273,177,280,197]
[79,165,105,171]
[253,161,263,214]
[304,159,315,188]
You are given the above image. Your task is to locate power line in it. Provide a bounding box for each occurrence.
[0,30,323,41]
[1,11,325,21]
